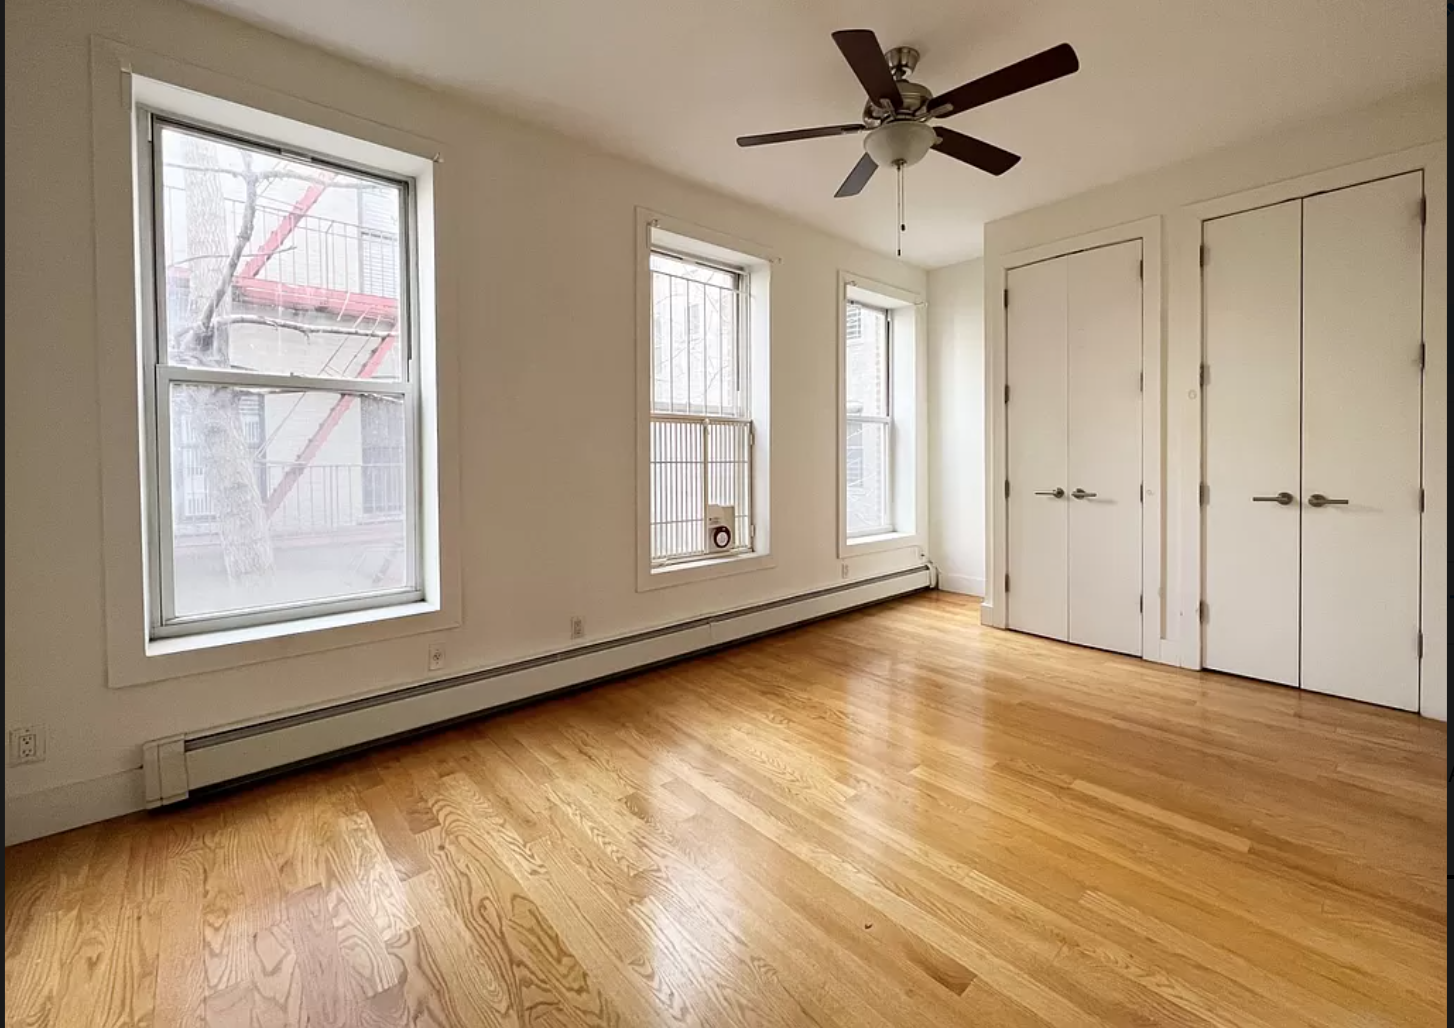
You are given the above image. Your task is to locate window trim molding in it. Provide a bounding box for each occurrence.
[635,207,777,591]
[837,271,927,561]
[90,37,461,688]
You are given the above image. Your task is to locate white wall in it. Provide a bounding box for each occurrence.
[927,259,985,596]
[2,0,928,839]
[979,81,1447,718]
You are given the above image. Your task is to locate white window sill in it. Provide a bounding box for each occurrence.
[841,530,923,559]
[639,551,776,592]
[109,598,455,689]
[147,599,439,657]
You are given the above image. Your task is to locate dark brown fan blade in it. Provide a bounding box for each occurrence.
[834,153,878,198]
[929,43,1079,117]
[737,124,866,147]
[832,29,903,110]
[932,127,1021,176]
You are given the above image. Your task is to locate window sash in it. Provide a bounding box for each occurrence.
[845,301,893,537]
[845,416,892,537]
[649,247,749,418]
[139,110,424,636]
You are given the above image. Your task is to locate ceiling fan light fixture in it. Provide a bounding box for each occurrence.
[864,121,936,169]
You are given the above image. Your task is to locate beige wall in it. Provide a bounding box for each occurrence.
[3,0,927,839]
[927,259,985,596]
[978,81,1447,717]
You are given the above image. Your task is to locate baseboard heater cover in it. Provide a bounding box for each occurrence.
[142,566,931,807]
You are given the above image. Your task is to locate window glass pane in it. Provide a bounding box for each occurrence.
[650,251,743,417]
[846,420,889,536]
[846,303,888,418]
[167,382,411,619]
[157,124,404,381]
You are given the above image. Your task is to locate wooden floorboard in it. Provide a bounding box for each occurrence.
[4,592,1446,1027]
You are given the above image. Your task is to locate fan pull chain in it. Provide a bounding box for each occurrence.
[896,163,905,258]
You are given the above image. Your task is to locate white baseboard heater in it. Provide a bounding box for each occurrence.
[143,565,932,807]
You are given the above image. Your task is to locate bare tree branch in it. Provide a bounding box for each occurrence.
[195,152,258,342]
[163,163,377,190]
[168,246,296,269]
[209,314,394,340]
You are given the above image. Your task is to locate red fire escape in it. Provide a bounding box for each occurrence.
[231,173,402,516]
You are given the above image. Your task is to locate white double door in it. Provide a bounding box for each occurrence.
[1203,173,1424,709]
[1006,239,1143,656]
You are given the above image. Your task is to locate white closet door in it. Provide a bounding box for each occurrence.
[1202,201,1302,686]
[1066,240,1143,655]
[1006,257,1069,641]
[1301,173,1423,710]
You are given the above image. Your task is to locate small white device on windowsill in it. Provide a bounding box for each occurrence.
[706,505,736,552]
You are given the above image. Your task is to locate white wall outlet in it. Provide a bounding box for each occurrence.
[8,725,45,765]
[841,562,851,580]
[427,643,445,672]
[570,616,585,641]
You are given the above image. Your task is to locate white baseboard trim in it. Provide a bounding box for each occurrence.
[5,769,145,847]
[938,573,985,597]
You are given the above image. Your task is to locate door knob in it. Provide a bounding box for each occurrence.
[1033,487,1066,498]
[1252,491,1295,506]
[1070,488,1097,500]
[1306,493,1349,508]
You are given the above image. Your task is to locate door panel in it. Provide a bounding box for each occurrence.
[1067,240,1143,656]
[1202,201,1302,686]
[1301,173,1423,710]
[1006,257,1069,641]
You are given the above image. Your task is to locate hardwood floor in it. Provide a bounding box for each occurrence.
[4,592,1447,1027]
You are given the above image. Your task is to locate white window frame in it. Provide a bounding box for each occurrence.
[838,272,927,560]
[636,208,776,591]
[90,41,460,688]
[647,246,755,566]
[138,111,425,637]
[844,300,894,538]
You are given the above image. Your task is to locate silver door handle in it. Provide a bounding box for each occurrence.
[1070,488,1097,500]
[1033,488,1066,498]
[1252,492,1295,506]
[1306,493,1349,508]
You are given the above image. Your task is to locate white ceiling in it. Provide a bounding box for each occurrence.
[190,0,1445,267]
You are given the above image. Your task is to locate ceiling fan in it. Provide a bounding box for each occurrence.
[736,29,1080,199]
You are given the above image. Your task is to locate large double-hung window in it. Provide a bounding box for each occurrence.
[647,248,754,564]
[139,113,421,636]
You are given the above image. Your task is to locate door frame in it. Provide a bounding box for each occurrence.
[986,217,1164,664]
[1171,142,1446,719]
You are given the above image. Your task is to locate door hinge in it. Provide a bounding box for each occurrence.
[1198,600,1208,624]
[1139,593,1143,614]
[1004,384,1010,404]
[1418,342,1426,372]
[1004,573,1011,594]
[1199,363,1209,388]
[1004,479,1011,499]
[1417,631,1423,659]
[1420,487,1425,513]
[1140,482,1144,503]
[1200,482,1210,506]
[1420,195,1427,227]
[1138,370,1144,392]
[1138,258,1144,281]
[1003,288,1010,309]
[1199,244,1207,268]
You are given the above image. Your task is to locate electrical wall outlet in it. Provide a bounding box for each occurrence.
[8,725,45,766]
[570,616,585,641]
[427,643,445,672]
